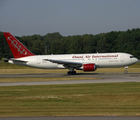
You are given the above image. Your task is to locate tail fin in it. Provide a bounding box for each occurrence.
[3,32,35,58]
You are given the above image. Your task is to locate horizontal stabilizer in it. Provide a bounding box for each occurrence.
[10,58,28,63]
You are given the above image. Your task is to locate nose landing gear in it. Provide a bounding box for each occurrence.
[124,66,128,74]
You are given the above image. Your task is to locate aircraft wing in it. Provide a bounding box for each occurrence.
[43,59,82,68]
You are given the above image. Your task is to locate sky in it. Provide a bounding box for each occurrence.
[0,0,140,36]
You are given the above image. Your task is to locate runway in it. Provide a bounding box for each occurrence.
[0,73,140,120]
[0,73,140,86]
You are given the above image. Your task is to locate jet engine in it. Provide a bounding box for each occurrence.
[83,63,96,71]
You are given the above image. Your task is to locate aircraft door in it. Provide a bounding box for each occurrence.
[37,58,41,64]
[120,55,124,62]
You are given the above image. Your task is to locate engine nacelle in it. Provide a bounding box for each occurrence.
[83,63,96,71]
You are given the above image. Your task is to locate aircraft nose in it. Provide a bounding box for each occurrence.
[135,58,139,63]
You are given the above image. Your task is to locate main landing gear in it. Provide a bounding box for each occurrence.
[124,66,128,74]
[67,70,76,75]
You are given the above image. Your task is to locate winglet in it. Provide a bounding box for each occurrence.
[3,32,35,58]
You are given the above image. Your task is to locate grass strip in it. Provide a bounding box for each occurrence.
[0,82,140,117]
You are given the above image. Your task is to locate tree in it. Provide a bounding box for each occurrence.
[0,32,12,59]
[32,40,45,55]
[0,28,140,59]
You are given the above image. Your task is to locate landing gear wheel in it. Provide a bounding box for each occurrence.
[73,71,76,75]
[67,71,76,75]
[124,70,128,74]
[67,71,71,75]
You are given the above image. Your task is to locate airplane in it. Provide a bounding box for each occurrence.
[3,32,138,75]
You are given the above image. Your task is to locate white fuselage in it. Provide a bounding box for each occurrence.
[9,53,138,70]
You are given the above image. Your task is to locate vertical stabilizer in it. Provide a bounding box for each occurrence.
[3,32,35,58]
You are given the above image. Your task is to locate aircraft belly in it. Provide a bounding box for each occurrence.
[97,61,131,68]
[27,61,58,69]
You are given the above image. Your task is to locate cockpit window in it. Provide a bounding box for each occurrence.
[130,56,134,58]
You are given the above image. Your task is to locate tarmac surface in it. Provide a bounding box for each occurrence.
[0,72,140,120]
[0,116,140,120]
[0,73,140,86]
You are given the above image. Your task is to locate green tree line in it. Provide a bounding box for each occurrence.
[0,28,140,60]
